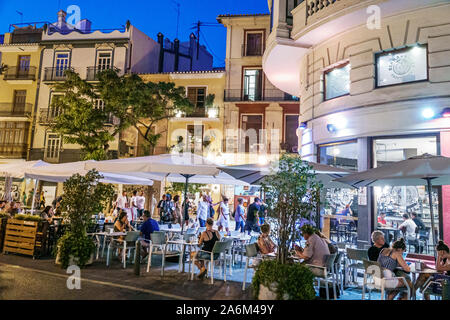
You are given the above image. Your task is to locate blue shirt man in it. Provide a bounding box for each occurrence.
[140,211,160,240]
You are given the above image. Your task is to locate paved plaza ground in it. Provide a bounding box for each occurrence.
[0,251,391,300]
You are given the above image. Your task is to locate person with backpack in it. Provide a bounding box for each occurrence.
[233,197,246,233]
[159,194,174,224]
[244,197,262,235]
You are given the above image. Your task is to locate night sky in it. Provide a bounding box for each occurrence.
[0,0,270,67]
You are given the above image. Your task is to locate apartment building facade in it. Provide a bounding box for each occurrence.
[217,13,300,166]
[264,0,450,245]
[0,25,43,164]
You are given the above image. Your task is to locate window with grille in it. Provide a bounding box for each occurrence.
[45,133,61,161]
[97,52,112,71]
[187,87,206,108]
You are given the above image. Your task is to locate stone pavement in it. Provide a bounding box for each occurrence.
[0,253,253,300]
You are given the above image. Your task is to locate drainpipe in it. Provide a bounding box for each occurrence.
[174,39,180,72]
[157,33,164,73]
[28,47,45,161]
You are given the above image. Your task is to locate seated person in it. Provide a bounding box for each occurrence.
[377,238,413,300]
[338,202,352,216]
[139,210,160,258]
[377,212,389,227]
[257,224,276,255]
[295,225,330,267]
[40,205,54,223]
[410,212,426,231]
[368,230,389,261]
[192,218,221,280]
[114,210,133,239]
[414,240,450,300]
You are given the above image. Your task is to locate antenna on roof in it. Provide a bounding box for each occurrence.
[16,11,23,24]
[171,0,181,39]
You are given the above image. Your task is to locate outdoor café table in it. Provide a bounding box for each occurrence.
[406,263,439,300]
[90,231,127,259]
[166,239,199,273]
[159,225,182,240]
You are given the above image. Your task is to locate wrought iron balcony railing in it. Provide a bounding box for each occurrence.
[3,66,37,81]
[43,67,74,82]
[86,66,120,81]
[0,103,33,117]
[224,89,299,102]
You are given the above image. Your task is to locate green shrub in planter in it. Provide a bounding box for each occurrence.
[14,214,42,222]
[252,260,316,300]
[56,169,114,268]
[57,232,95,268]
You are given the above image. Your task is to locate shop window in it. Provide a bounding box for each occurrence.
[376,45,428,87]
[318,140,358,171]
[324,63,350,100]
[373,136,439,252]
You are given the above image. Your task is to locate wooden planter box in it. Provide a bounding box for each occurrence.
[0,217,8,252]
[3,219,46,258]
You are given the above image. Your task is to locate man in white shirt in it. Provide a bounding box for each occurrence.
[197,195,209,227]
[116,191,129,209]
[398,213,417,239]
[136,191,146,218]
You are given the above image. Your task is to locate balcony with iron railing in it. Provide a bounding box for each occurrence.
[86,66,120,81]
[0,103,33,117]
[3,66,37,81]
[0,143,28,158]
[224,89,299,102]
[43,67,74,82]
[39,108,116,126]
[242,43,265,57]
[173,106,220,119]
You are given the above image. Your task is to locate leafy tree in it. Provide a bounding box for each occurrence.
[50,69,193,159]
[165,182,205,196]
[49,70,120,160]
[97,70,193,155]
[261,154,323,264]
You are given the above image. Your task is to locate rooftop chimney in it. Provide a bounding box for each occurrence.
[57,10,67,25]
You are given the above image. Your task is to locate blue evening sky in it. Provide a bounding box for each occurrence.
[0,0,270,67]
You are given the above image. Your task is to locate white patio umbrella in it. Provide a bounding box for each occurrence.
[24,160,154,185]
[0,160,48,202]
[334,153,450,252]
[85,153,230,231]
[219,161,353,188]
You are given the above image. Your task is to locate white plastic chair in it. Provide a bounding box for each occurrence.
[190,241,228,285]
[306,253,338,300]
[106,231,140,268]
[362,259,411,300]
[242,243,263,290]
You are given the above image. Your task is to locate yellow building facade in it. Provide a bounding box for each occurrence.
[0,27,43,164]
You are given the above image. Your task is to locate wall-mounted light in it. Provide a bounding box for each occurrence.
[327,124,337,133]
[422,108,435,119]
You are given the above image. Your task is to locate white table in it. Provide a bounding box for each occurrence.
[407,263,439,300]
[91,231,127,259]
[166,240,199,273]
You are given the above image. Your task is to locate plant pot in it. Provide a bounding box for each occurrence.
[55,245,94,266]
[258,283,290,300]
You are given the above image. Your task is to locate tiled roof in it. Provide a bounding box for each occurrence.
[138,70,225,75]
[217,13,270,18]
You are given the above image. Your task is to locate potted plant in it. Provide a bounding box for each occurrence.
[56,169,114,268]
[252,154,323,300]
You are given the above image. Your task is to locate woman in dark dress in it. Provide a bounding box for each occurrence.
[192,218,221,279]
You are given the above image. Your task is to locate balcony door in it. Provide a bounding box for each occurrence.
[246,33,263,56]
[55,53,70,78]
[18,56,30,76]
[186,124,204,154]
[45,133,61,162]
[13,90,26,115]
[243,69,262,101]
[97,51,112,71]
[241,114,263,153]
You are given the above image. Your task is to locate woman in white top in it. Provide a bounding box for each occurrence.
[217,197,230,233]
